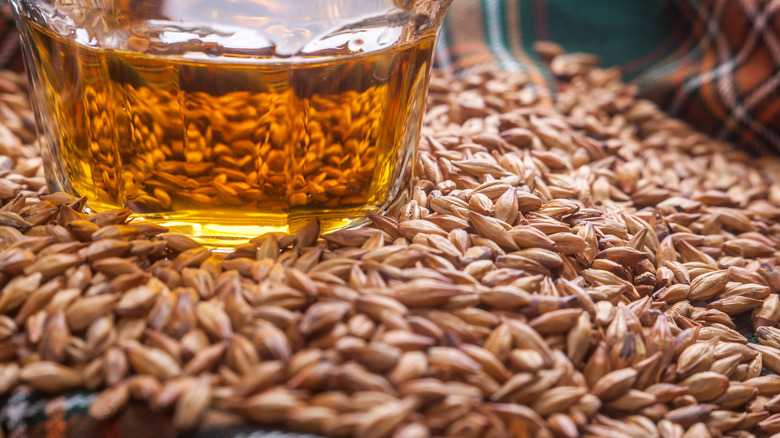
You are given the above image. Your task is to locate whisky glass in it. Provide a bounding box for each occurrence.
[8,0,450,246]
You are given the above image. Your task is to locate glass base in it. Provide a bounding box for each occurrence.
[124,206,377,249]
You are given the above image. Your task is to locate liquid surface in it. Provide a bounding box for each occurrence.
[12,0,443,246]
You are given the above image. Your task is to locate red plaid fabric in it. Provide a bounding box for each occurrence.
[0,2,22,73]
[636,0,780,153]
[435,0,780,153]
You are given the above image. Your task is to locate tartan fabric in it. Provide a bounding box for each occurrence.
[0,387,322,438]
[637,0,780,153]
[436,0,681,80]
[436,0,780,153]
[0,1,22,73]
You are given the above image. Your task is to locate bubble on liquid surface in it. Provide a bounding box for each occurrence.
[300,26,402,56]
[263,25,313,56]
[347,38,364,52]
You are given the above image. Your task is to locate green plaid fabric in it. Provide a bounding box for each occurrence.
[436,0,780,153]
[1,387,322,438]
[436,0,680,79]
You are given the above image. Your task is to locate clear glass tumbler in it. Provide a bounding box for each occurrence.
[7,0,450,246]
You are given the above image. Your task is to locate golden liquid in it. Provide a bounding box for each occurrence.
[15,3,435,246]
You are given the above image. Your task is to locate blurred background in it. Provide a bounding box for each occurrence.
[435,0,780,155]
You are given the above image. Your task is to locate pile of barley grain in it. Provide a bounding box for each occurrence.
[0,53,779,438]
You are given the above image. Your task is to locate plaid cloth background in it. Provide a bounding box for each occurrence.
[0,0,778,436]
[436,0,780,153]
[0,388,323,438]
